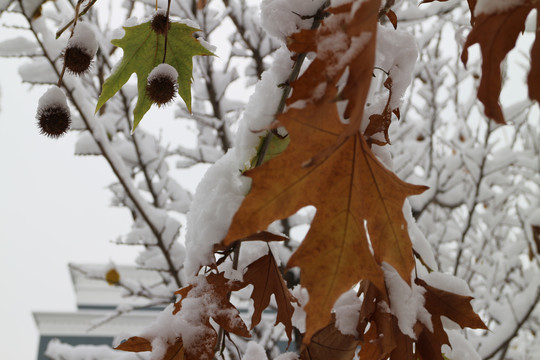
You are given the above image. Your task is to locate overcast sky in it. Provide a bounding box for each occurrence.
[0,56,140,359]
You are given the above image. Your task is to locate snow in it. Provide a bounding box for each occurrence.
[45,339,147,360]
[423,272,472,297]
[275,353,300,360]
[319,33,373,78]
[68,22,98,57]
[475,0,528,16]
[381,263,432,339]
[75,130,101,155]
[141,276,246,360]
[148,63,178,82]
[243,342,268,360]
[19,57,59,84]
[477,275,540,358]
[184,46,293,276]
[334,290,362,337]
[290,285,309,333]
[375,25,418,110]
[0,36,40,56]
[260,0,327,40]
[403,201,437,271]
[10,0,45,17]
[528,207,540,227]
[37,86,69,110]
[442,330,481,360]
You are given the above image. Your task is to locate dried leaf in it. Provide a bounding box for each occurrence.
[528,19,540,102]
[115,331,184,359]
[224,0,427,342]
[163,338,185,360]
[115,336,152,352]
[243,252,296,343]
[173,272,250,360]
[300,316,357,360]
[357,279,487,360]
[417,278,488,336]
[386,9,398,29]
[462,2,539,124]
[365,77,396,145]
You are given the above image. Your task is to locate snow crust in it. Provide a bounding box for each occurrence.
[0,36,40,56]
[290,285,309,333]
[184,46,293,276]
[475,0,528,16]
[45,339,145,360]
[141,276,245,359]
[148,63,178,82]
[374,25,417,111]
[68,22,98,57]
[442,330,481,360]
[382,263,432,339]
[260,0,327,40]
[38,86,69,110]
[334,290,362,337]
[423,272,472,297]
[274,353,300,360]
[243,342,268,360]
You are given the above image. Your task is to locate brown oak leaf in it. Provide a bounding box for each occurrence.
[243,251,297,344]
[223,0,426,342]
[462,1,540,124]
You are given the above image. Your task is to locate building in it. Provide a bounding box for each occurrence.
[33,264,163,360]
[33,264,294,359]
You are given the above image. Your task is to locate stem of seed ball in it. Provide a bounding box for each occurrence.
[55,0,98,39]
[162,0,172,64]
[58,0,84,87]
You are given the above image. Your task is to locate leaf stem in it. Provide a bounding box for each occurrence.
[55,0,98,39]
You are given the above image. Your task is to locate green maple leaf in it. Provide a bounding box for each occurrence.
[95,20,213,131]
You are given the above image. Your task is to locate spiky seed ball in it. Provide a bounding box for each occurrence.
[151,9,171,35]
[147,63,178,106]
[36,87,71,138]
[64,46,93,75]
[64,22,98,75]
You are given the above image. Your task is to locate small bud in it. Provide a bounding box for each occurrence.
[64,22,98,75]
[151,9,171,35]
[146,63,178,106]
[36,87,71,138]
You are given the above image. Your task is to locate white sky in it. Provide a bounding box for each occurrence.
[0,57,139,359]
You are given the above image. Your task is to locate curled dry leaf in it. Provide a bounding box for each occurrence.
[462,1,539,124]
[243,251,297,344]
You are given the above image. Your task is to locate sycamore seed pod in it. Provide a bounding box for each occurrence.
[63,22,98,75]
[36,87,71,138]
[146,63,178,106]
[151,9,171,35]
